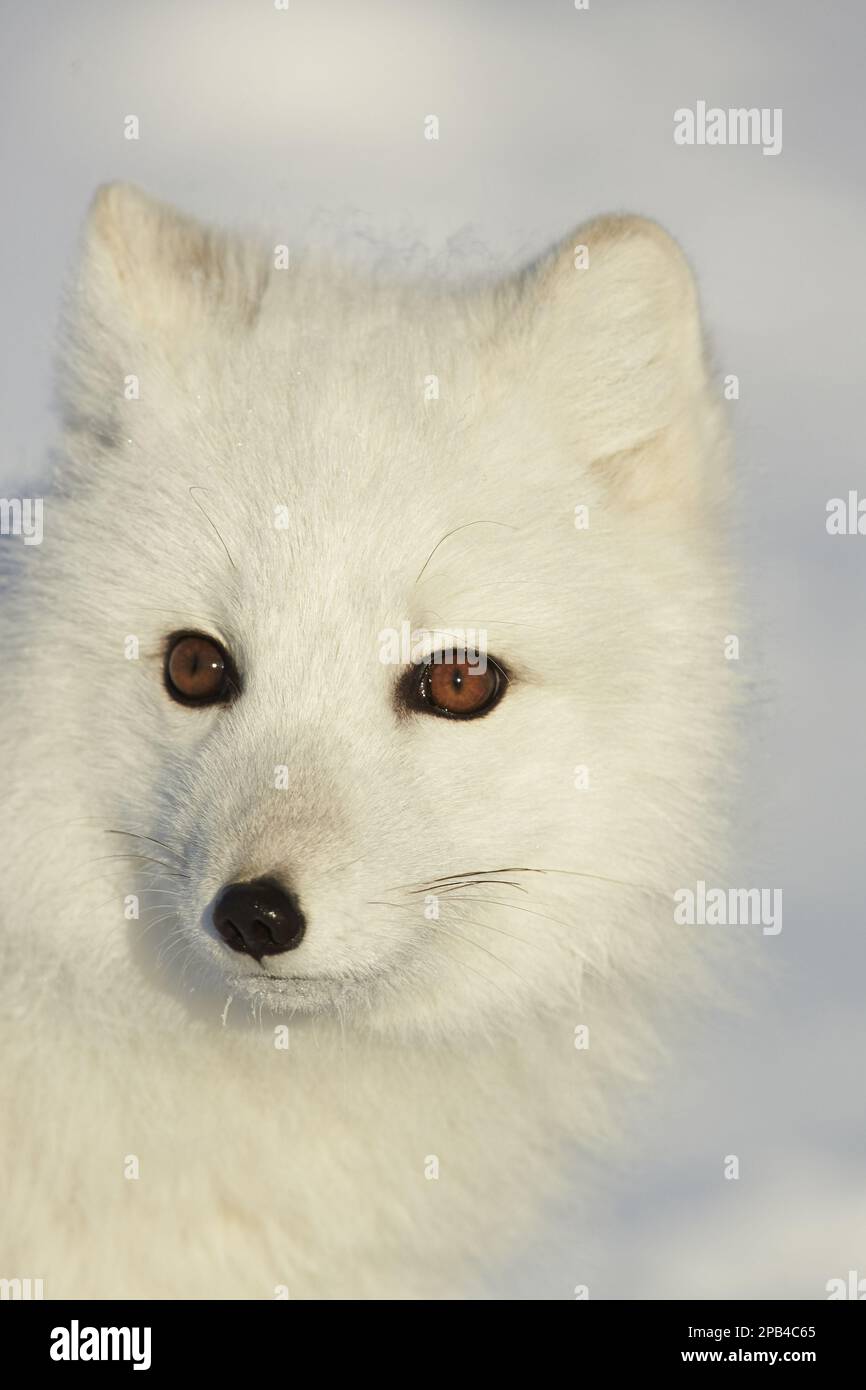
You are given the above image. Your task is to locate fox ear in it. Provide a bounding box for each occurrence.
[60,184,267,436]
[505,215,721,502]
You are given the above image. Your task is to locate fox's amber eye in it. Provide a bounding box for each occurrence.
[164,633,235,706]
[420,656,504,719]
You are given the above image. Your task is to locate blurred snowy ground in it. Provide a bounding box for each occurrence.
[1,0,864,1298]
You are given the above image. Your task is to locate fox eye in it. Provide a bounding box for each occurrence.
[417,655,505,719]
[164,632,237,706]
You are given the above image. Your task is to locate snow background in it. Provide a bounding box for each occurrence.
[1,0,864,1298]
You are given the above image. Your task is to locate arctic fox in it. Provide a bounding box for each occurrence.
[0,186,732,1299]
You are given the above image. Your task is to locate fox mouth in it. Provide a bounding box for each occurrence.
[260,973,329,983]
[224,968,361,1003]
[228,970,337,986]
[218,972,365,1021]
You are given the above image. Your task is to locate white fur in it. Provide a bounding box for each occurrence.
[0,186,733,1298]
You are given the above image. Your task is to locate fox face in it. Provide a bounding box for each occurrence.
[37,185,731,1040]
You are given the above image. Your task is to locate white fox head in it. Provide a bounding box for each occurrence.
[22,185,732,1040]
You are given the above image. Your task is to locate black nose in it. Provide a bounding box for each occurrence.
[212,878,306,960]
